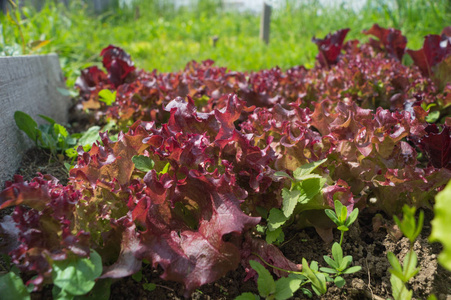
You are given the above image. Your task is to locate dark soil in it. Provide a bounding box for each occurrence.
[14,148,69,185]
[4,148,451,300]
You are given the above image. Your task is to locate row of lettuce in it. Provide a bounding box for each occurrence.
[0,24,451,298]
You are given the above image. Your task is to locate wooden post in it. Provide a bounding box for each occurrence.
[0,0,6,14]
[0,0,14,14]
[260,2,271,44]
[93,0,111,13]
[30,0,45,11]
[212,35,219,47]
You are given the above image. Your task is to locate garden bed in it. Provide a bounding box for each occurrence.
[1,24,451,300]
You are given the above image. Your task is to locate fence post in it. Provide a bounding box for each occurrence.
[30,0,45,11]
[0,0,13,14]
[260,1,271,44]
[0,0,5,14]
[93,0,111,13]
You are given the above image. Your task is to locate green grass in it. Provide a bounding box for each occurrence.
[1,0,450,87]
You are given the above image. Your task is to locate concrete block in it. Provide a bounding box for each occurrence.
[0,54,69,187]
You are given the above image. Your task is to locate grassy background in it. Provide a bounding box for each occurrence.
[1,0,450,87]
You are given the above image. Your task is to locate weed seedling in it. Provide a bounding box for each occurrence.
[320,242,362,288]
[322,202,362,288]
[132,270,157,292]
[263,159,328,245]
[132,260,174,294]
[235,258,315,300]
[14,111,77,161]
[325,200,359,246]
[387,205,424,300]
[235,203,361,299]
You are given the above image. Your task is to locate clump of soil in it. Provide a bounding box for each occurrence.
[14,147,69,185]
[3,148,451,299]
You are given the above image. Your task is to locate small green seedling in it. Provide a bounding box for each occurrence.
[393,205,424,247]
[132,270,156,292]
[387,205,424,300]
[132,260,175,294]
[265,159,327,245]
[421,102,440,123]
[235,260,309,300]
[301,258,327,296]
[325,200,359,246]
[236,245,361,300]
[240,182,362,299]
[320,242,362,288]
[387,251,418,300]
[98,89,117,106]
[14,111,77,160]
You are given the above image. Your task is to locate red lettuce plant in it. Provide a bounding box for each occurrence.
[414,124,451,169]
[1,96,293,297]
[363,24,407,61]
[407,27,451,77]
[101,45,136,88]
[75,36,441,129]
[241,98,451,216]
[312,102,451,214]
[0,175,88,288]
[312,28,350,68]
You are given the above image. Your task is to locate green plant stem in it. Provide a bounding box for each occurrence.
[7,0,16,8]
[403,245,415,284]
[154,284,174,292]
[339,231,344,247]
[280,232,299,247]
[6,0,25,54]
[9,12,26,54]
[251,252,303,275]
